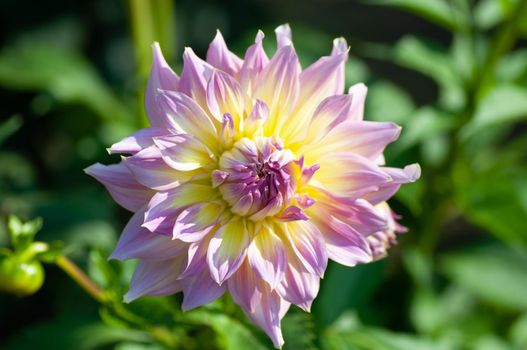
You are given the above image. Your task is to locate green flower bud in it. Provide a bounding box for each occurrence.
[0,255,44,296]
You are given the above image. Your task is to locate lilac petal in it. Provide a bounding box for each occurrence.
[240,31,269,94]
[363,164,421,205]
[276,251,320,312]
[110,208,189,261]
[206,70,245,122]
[153,134,212,171]
[207,219,250,284]
[143,183,216,234]
[245,99,269,136]
[108,127,166,155]
[307,95,353,142]
[172,202,220,242]
[228,261,286,348]
[282,38,349,142]
[179,47,215,110]
[123,145,188,191]
[248,228,287,289]
[277,206,309,222]
[312,152,392,199]
[254,46,300,134]
[282,221,328,277]
[180,233,212,278]
[124,258,184,302]
[181,268,227,311]
[275,24,292,49]
[312,214,373,267]
[206,30,243,76]
[145,43,180,127]
[84,162,153,212]
[157,90,219,153]
[348,83,368,120]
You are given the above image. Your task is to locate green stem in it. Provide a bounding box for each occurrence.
[56,255,107,303]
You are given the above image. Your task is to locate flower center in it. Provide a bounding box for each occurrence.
[213,137,296,220]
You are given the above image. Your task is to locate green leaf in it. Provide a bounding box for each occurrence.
[283,312,318,350]
[368,0,468,31]
[0,115,23,146]
[462,84,527,137]
[495,49,527,83]
[186,310,269,350]
[365,81,415,125]
[474,0,518,30]
[441,245,527,311]
[510,313,527,347]
[313,261,384,326]
[455,165,527,247]
[0,40,134,142]
[323,312,450,350]
[393,36,465,110]
[7,215,42,250]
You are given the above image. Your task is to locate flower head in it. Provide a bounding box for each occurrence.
[86,25,420,348]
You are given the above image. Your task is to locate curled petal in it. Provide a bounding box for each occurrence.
[124,258,183,302]
[143,184,217,234]
[123,146,189,191]
[277,206,309,222]
[363,164,421,205]
[108,127,166,155]
[157,90,219,153]
[179,48,215,110]
[282,38,349,142]
[146,43,180,127]
[248,227,287,289]
[312,152,392,199]
[240,31,269,94]
[229,261,286,348]
[275,24,292,49]
[172,202,221,242]
[153,134,213,171]
[182,268,227,311]
[206,30,243,76]
[281,220,328,277]
[348,83,368,120]
[206,70,245,123]
[84,162,153,212]
[244,99,269,136]
[276,251,320,311]
[255,46,300,135]
[207,219,250,284]
[110,208,188,261]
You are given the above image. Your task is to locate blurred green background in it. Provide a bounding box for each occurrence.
[1,0,527,349]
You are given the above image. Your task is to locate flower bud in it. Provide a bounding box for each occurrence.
[0,256,44,296]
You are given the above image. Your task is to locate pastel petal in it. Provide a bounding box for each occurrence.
[248,227,287,289]
[110,208,188,261]
[145,43,180,127]
[281,220,328,277]
[206,70,245,123]
[312,152,391,199]
[84,162,153,212]
[157,90,219,153]
[244,99,269,137]
[239,31,269,94]
[228,261,286,348]
[123,145,190,191]
[180,232,212,278]
[363,164,421,205]
[347,83,368,120]
[281,38,349,142]
[181,268,227,311]
[124,258,183,302]
[207,218,250,284]
[108,127,166,155]
[275,24,292,49]
[153,134,213,171]
[172,202,221,242]
[179,48,215,110]
[143,184,217,234]
[206,30,243,76]
[312,213,372,267]
[254,46,300,135]
[276,251,320,311]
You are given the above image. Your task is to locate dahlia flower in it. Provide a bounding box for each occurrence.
[86,24,419,347]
